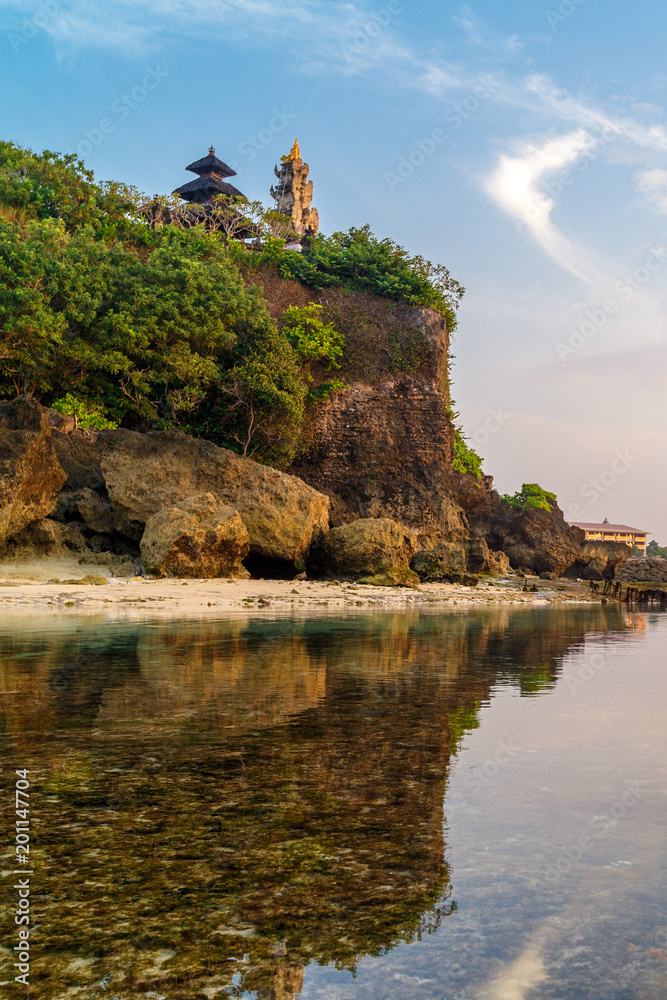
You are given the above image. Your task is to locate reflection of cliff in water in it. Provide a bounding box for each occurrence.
[0,606,636,998]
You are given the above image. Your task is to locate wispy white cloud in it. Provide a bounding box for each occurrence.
[481,73,667,285]
[636,168,667,214]
[485,130,609,283]
[454,4,523,58]
[0,0,427,80]
[524,75,667,153]
[0,0,495,97]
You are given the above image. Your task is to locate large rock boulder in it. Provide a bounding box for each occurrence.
[98,430,330,571]
[311,517,420,587]
[492,507,584,577]
[487,549,511,576]
[564,540,631,581]
[0,518,88,559]
[141,494,250,579]
[412,541,467,581]
[412,537,510,581]
[0,397,67,545]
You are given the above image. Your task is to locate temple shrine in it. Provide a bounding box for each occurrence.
[173,146,245,204]
[270,140,319,237]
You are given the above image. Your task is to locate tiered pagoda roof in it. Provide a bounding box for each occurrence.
[173,146,244,204]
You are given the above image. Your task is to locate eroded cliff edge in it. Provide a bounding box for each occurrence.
[0,280,628,583]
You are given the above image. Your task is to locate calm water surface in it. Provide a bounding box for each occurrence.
[0,606,665,1000]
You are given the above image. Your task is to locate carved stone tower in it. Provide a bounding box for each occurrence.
[270,140,319,237]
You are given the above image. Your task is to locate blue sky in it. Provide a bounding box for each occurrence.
[2,0,667,538]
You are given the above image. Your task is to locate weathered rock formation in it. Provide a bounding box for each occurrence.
[564,540,632,581]
[310,517,420,587]
[0,396,66,546]
[453,474,591,578]
[99,429,330,573]
[489,507,585,578]
[0,517,87,559]
[411,538,504,584]
[291,304,468,546]
[141,494,250,579]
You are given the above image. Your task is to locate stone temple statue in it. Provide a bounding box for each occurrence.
[270,140,319,237]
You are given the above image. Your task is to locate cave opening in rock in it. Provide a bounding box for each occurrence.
[243,553,300,580]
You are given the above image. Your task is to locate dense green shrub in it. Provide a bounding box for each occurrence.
[452,427,483,479]
[0,216,309,460]
[278,225,465,330]
[0,141,465,466]
[501,483,558,513]
[51,394,117,430]
[647,541,667,558]
[279,304,344,368]
[0,140,144,235]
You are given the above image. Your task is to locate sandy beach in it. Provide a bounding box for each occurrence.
[0,556,598,618]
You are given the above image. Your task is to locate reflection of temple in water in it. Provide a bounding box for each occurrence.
[0,606,639,998]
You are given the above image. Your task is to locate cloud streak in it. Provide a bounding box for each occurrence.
[485,130,609,283]
[636,168,667,214]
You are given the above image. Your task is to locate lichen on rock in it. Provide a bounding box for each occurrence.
[311,517,420,587]
[0,396,66,546]
[141,493,250,579]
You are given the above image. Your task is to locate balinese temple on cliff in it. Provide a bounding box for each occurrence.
[173,146,245,205]
[270,140,319,237]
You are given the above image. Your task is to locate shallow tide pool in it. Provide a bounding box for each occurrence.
[0,605,665,999]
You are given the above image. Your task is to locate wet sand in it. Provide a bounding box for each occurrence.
[0,557,598,617]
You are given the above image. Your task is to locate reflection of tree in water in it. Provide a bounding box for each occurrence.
[0,606,633,998]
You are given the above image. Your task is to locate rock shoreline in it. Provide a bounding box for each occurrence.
[0,572,601,619]
[0,396,632,587]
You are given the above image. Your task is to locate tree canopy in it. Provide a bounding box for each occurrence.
[0,140,465,468]
[501,484,558,513]
[278,225,465,331]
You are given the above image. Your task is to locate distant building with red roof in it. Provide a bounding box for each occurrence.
[568,518,648,554]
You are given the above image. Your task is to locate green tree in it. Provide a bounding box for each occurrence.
[501,484,558,513]
[0,140,143,232]
[278,225,465,329]
[0,218,66,395]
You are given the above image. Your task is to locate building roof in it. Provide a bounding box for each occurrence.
[173,176,244,204]
[185,146,237,178]
[569,522,647,534]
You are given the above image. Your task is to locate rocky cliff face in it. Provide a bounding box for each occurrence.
[290,304,468,546]
[0,396,66,546]
[0,292,631,584]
